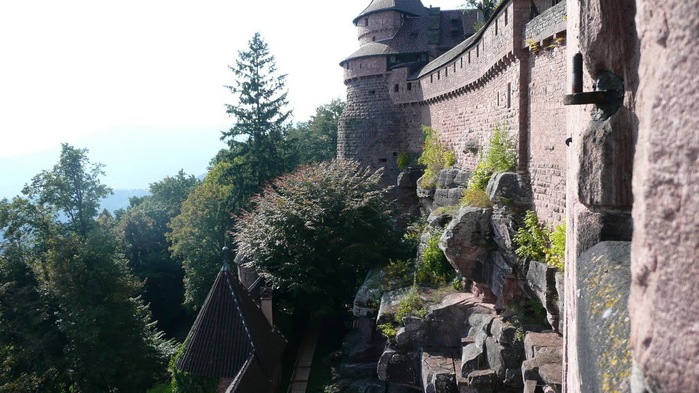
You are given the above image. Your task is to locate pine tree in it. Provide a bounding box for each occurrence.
[220,32,292,199]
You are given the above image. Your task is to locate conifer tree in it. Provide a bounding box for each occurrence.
[220,32,292,202]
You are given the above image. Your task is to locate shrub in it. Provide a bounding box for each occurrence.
[461,188,493,208]
[382,259,415,291]
[417,126,456,189]
[514,210,549,262]
[461,125,516,206]
[514,211,566,271]
[416,229,455,286]
[377,323,398,339]
[395,286,427,322]
[396,151,412,170]
[546,223,566,271]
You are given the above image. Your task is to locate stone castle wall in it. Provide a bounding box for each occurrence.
[340,0,568,226]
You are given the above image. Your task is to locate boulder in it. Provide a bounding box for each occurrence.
[377,288,411,325]
[377,350,421,388]
[421,293,480,348]
[521,346,563,393]
[439,206,492,282]
[354,269,384,319]
[397,167,423,189]
[460,343,485,377]
[489,317,517,345]
[422,350,459,393]
[465,369,496,393]
[485,172,521,203]
[437,168,470,188]
[485,336,523,379]
[433,188,464,208]
[523,332,562,361]
[524,261,560,331]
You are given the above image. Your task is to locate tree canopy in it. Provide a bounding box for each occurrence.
[0,145,170,392]
[234,160,399,313]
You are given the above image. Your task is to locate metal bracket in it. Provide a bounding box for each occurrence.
[563,53,624,121]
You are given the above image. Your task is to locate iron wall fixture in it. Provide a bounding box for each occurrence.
[564,52,624,121]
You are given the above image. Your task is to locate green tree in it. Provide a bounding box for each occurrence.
[234,160,399,313]
[114,171,199,335]
[286,99,345,166]
[219,32,292,198]
[168,173,233,311]
[0,145,170,392]
[22,143,112,237]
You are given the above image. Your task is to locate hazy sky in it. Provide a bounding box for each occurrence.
[0,0,465,197]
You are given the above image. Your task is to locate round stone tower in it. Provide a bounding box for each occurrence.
[338,0,429,183]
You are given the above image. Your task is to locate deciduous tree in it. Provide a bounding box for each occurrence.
[234,160,399,313]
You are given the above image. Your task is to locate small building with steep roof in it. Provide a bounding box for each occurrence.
[175,261,286,393]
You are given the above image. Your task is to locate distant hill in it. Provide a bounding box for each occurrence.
[100,188,149,214]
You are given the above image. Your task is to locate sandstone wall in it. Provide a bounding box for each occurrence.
[630,1,699,392]
[528,44,567,226]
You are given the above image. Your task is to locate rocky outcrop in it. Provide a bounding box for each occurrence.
[416,168,471,211]
[438,207,493,283]
[521,332,563,393]
[522,260,560,332]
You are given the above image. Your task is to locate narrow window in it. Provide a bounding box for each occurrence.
[372,36,376,41]
[468,51,471,63]
[445,68,448,77]
[505,8,508,25]
[407,82,412,91]
[430,74,434,83]
[477,45,479,58]
[460,57,463,68]
[507,83,512,108]
[495,19,499,35]
[364,18,369,26]
[394,84,399,92]
[437,71,441,80]
[454,63,457,72]
[497,91,500,106]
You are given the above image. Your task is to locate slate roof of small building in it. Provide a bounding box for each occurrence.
[176,264,286,386]
[353,0,428,24]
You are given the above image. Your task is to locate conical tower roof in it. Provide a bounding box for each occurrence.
[353,0,428,24]
[176,266,286,383]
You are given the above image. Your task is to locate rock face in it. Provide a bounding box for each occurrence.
[576,242,632,393]
[439,206,493,283]
[523,261,560,332]
[485,172,520,203]
[631,1,699,392]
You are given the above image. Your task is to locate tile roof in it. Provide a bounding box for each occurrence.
[176,266,286,384]
[353,0,428,24]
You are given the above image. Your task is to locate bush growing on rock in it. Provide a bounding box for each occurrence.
[514,210,566,271]
[461,125,516,206]
[417,126,456,189]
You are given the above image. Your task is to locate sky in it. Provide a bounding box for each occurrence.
[0,0,465,199]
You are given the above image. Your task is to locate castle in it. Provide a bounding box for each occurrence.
[339,0,699,392]
[339,0,568,226]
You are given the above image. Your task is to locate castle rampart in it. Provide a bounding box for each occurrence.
[339,0,568,226]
